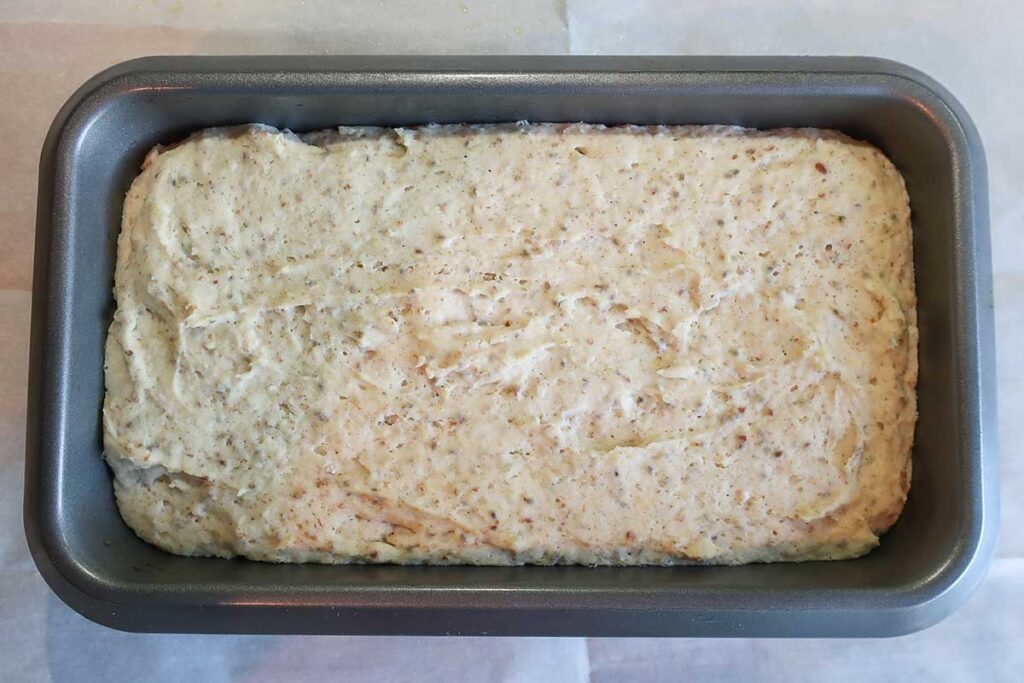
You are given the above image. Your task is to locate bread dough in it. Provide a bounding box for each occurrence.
[103,123,917,565]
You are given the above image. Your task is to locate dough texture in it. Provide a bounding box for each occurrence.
[103,123,917,565]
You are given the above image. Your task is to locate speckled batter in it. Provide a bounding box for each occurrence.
[103,123,917,565]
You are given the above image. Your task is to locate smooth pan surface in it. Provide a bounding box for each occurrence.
[25,56,997,636]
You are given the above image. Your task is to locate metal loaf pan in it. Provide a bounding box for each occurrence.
[25,56,997,636]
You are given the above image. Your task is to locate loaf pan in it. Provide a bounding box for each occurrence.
[25,56,997,636]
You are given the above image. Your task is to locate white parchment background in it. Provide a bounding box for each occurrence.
[1,1,1021,681]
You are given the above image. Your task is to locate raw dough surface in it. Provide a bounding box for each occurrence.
[103,123,917,565]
